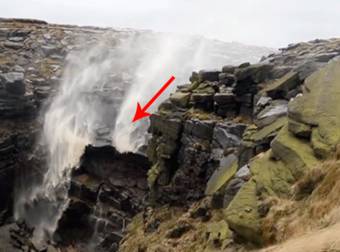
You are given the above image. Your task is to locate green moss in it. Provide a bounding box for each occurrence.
[288,118,312,138]
[271,125,319,179]
[250,151,294,196]
[289,59,340,152]
[192,82,215,94]
[206,220,232,249]
[242,124,258,141]
[249,117,287,143]
[170,92,191,108]
[147,162,161,188]
[311,128,333,159]
[224,179,262,245]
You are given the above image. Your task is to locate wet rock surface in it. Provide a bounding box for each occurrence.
[0,18,151,251]
[57,145,150,251]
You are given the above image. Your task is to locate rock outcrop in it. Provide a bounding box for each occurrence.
[2,17,340,252]
[0,18,274,251]
[121,38,340,251]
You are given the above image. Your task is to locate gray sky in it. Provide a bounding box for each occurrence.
[1,0,340,48]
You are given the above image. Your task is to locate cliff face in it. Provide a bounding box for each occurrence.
[0,18,149,251]
[0,18,274,251]
[120,39,340,251]
[2,17,340,252]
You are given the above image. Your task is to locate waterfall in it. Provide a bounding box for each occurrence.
[113,33,229,152]
[14,33,129,244]
[14,30,264,245]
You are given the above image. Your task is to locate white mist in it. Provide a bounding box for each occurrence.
[14,29,270,245]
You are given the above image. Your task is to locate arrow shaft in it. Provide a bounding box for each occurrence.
[143,76,175,111]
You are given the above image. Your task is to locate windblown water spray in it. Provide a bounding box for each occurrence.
[14,34,128,244]
[14,30,266,244]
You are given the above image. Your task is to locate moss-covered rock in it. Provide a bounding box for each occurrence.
[224,179,262,245]
[149,114,183,140]
[288,118,312,138]
[148,162,161,188]
[235,63,274,84]
[170,92,191,108]
[206,220,232,249]
[192,82,216,94]
[311,127,332,159]
[250,151,294,196]
[247,117,287,144]
[271,125,319,179]
[289,59,340,158]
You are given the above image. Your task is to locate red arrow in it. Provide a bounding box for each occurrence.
[132,76,176,123]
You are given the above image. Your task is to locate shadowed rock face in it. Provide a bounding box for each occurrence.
[57,145,150,251]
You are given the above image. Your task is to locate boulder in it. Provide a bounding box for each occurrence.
[191,93,214,110]
[214,91,235,105]
[289,58,340,158]
[263,71,300,99]
[224,179,262,244]
[271,125,319,179]
[250,151,294,196]
[149,114,183,140]
[205,157,238,195]
[255,100,288,128]
[198,70,220,82]
[169,92,191,108]
[235,63,274,83]
[192,82,216,94]
[288,118,312,138]
[222,178,245,208]
[246,117,287,148]
[214,89,238,117]
[255,96,272,109]
[183,119,215,141]
[212,122,246,149]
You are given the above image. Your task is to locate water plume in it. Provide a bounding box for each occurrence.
[14,29,269,244]
[14,34,125,244]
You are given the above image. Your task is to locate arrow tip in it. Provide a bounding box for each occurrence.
[132,102,151,123]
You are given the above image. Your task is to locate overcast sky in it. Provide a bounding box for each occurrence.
[1,0,340,48]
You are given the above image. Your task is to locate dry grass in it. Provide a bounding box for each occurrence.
[262,158,340,246]
[119,199,234,252]
[293,166,327,200]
